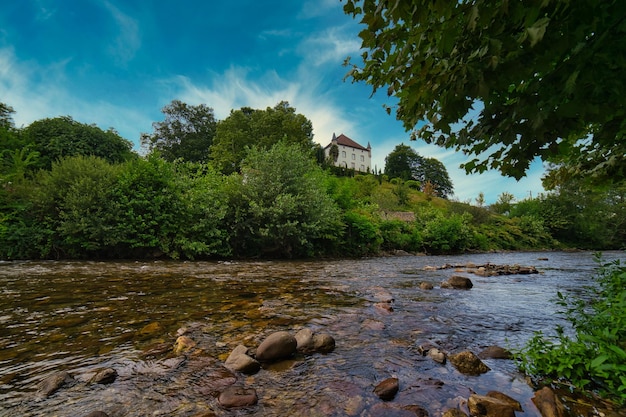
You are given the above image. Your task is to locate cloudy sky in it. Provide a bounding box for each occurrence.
[0,0,545,203]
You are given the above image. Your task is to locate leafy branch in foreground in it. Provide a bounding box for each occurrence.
[517,255,626,404]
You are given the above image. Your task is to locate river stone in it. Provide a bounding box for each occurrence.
[295,328,314,353]
[174,335,196,355]
[449,351,490,375]
[532,386,566,417]
[420,282,434,290]
[224,345,260,374]
[312,333,336,353]
[468,394,516,417]
[402,404,429,416]
[91,368,117,384]
[375,301,394,313]
[428,348,446,364]
[478,345,512,359]
[255,331,297,362]
[441,275,473,289]
[138,321,163,336]
[36,371,73,398]
[486,391,522,411]
[442,410,468,417]
[84,412,110,417]
[218,385,258,408]
[374,377,399,401]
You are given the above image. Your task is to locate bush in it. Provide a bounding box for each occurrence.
[517,256,626,405]
[421,212,476,254]
[379,220,422,252]
[339,211,382,257]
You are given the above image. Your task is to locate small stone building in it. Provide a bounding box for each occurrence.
[323,133,371,173]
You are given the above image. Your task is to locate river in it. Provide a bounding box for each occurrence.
[0,251,624,417]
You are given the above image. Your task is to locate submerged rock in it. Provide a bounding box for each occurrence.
[255,331,297,362]
[442,410,468,417]
[36,371,73,398]
[449,351,490,375]
[218,385,258,408]
[84,412,110,417]
[478,345,512,359]
[374,377,399,401]
[90,368,117,384]
[174,335,197,355]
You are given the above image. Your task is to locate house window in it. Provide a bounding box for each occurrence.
[341,151,346,158]
[352,154,355,160]
[360,165,365,171]
[351,162,355,169]
[360,155,364,162]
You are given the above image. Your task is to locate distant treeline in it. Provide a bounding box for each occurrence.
[1,101,624,260]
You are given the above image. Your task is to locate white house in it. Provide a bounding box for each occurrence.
[323,133,372,173]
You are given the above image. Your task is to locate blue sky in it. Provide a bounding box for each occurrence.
[0,0,545,204]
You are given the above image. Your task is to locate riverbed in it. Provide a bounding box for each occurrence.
[1,251,624,416]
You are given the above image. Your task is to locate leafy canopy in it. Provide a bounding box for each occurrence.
[385,144,453,198]
[140,100,217,163]
[210,101,314,174]
[343,0,626,182]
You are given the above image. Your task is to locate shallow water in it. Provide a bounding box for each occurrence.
[0,251,624,416]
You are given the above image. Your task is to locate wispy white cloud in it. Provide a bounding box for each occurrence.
[0,47,150,144]
[299,0,342,18]
[170,65,354,146]
[101,1,141,65]
[34,0,56,21]
[299,26,362,67]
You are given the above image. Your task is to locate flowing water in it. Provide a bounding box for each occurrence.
[0,251,625,417]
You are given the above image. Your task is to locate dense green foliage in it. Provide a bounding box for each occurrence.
[140,100,217,163]
[517,256,626,405]
[210,101,315,174]
[23,116,135,170]
[1,99,624,260]
[343,0,626,182]
[384,144,454,198]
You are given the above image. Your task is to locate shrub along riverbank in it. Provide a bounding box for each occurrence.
[1,141,624,260]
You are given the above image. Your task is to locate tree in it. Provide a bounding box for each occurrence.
[23,116,135,170]
[224,141,341,257]
[420,157,454,198]
[141,100,217,163]
[384,144,453,197]
[384,144,424,181]
[343,1,626,182]
[210,101,315,174]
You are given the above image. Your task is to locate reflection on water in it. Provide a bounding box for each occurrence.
[0,251,624,416]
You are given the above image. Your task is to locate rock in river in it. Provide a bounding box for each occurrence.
[374,377,399,401]
[36,371,74,398]
[449,351,490,375]
[224,344,260,374]
[218,385,258,408]
[441,275,473,289]
[255,331,297,362]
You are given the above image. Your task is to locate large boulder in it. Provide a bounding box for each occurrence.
[441,275,473,289]
[449,351,490,375]
[224,345,260,374]
[295,328,314,353]
[255,331,297,362]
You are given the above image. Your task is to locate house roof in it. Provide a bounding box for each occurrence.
[326,133,370,151]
